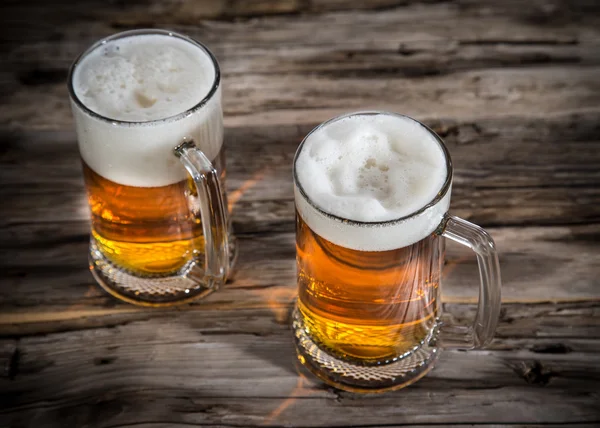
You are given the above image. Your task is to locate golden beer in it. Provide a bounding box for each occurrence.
[293,111,502,392]
[292,111,452,391]
[297,213,442,362]
[69,29,233,305]
[83,150,225,275]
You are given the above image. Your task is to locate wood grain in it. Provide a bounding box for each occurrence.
[0,302,599,427]
[2,111,600,229]
[3,66,600,131]
[1,0,599,426]
[1,224,599,326]
[2,0,600,129]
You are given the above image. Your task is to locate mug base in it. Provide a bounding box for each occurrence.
[292,305,439,393]
[89,237,235,307]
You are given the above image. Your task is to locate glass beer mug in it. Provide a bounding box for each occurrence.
[68,30,235,306]
[292,111,501,392]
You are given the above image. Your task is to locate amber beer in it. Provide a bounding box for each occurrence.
[82,151,225,275]
[293,111,456,391]
[297,214,442,361]
[69,29,231,305]
[293,112,502,392]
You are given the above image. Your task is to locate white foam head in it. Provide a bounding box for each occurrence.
[70,31,222,187]
[294,112,452,251]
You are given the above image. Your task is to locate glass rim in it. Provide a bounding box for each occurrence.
[67,28,221,126]
[293,111,453,226]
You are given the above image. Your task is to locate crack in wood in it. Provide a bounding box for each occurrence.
[509,361,560,386]
[459,39,579,46]
[530,344,573,354]
[1,341,19,380]
[93,356,118,366]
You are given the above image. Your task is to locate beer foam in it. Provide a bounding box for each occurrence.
[73,34,215,122]
[71,33,223,187]
[295,113,451,251]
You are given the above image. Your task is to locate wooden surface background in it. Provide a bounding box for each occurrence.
[1,0,600,426]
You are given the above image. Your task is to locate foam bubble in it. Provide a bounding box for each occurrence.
[295,113,450,251]
[71,33,223,187]
[73,34,215,122]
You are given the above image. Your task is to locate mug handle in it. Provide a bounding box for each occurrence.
[437,215,502,349]
[174,140,230,288]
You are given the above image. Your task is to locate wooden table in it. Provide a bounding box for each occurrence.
[1,1,599,426]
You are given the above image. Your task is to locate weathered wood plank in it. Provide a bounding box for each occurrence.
[1,224,599,329]
[358,426,600,428]
[5,185,598,232]
[2,297,598,339]
[2,2,599,130]
[4,111,600,185]
[0,302,598,426]
[3,0,599,110]
[3,0,600,27]
[6,32,599,79]
[2,111,600,229]
[0,1,598,426]
[4,0,600,54]
[3,3,600,127]
[3,66,600,130]
[221,67,600,124]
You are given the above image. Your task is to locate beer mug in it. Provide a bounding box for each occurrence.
[68,30,235,306]
[292,111,501,392]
